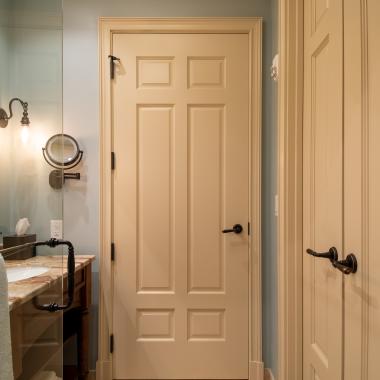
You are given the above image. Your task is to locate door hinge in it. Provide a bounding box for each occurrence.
[111,242,115,261]
[248,222,251,235]
[111,151,115,170]
[110,334,114,354]
[108,55,120,80]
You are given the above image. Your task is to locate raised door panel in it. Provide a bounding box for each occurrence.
[187,57,226,88]
[137,57,174,88]
[136,105,174,294]
[188,105,225,293]
[136,309,175,341]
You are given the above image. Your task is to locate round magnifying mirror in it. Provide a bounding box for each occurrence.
[45,134,81,167]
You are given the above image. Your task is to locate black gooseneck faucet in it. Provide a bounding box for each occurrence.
[32,238,75,312]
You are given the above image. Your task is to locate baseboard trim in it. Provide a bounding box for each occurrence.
[249,360,265,380]
[94,360,266,380]
[96,359,112,380]
[264,368,275,380]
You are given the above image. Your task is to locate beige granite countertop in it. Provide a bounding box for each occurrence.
[5,255,95,311]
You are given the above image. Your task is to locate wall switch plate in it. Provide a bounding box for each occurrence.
[50,220,63,239]
[275,194,279,217]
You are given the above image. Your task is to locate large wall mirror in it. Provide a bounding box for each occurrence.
[0,1,67,378]
[0,0,64,257]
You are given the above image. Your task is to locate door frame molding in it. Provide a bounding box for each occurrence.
[98,17,263,380]
[277,2,304,380]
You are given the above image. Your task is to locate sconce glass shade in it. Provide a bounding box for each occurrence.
[21,125,30,144]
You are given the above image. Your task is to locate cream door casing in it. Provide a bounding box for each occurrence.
[303,0,344,379]
[112,33,249,379]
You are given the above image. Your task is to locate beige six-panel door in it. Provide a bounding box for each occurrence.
[111,33,250,379]
[303,1,380,380]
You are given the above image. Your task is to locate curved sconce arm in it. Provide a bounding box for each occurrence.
[0,98,30,128]
[7,98,29,121]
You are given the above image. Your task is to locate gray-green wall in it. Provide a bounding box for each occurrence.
[63,0,278,374]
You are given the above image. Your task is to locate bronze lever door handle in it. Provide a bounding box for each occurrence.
[306,247,338,262]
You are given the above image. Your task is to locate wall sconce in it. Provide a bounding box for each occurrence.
[0,98,30,129]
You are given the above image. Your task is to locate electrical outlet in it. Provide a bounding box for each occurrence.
[50,220,63,239]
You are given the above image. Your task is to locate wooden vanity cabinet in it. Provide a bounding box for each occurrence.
[10,261,92,380]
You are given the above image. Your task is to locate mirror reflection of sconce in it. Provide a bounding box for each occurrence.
[0,98,30,141]
[42,134,83,189]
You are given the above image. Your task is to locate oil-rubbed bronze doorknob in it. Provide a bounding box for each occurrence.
[307,247,358,275]
[222,224,243,234]
[332,254,358,275]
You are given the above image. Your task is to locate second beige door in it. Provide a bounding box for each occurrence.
[112,33,250,379]
[303,0,344,379]
[303,1,380,380]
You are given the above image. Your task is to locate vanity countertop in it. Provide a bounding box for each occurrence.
[6,255,95,311]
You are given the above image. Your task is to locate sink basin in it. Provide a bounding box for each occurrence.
[6,266,49,283]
